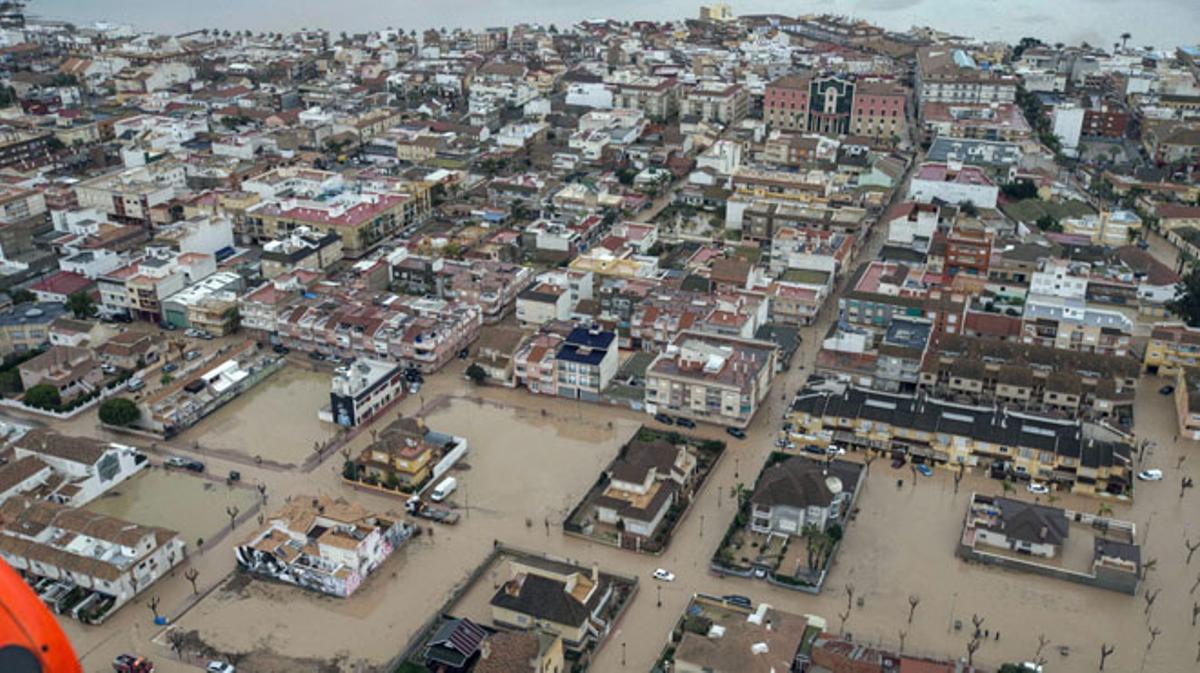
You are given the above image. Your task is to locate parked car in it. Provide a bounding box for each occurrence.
[158,321,176,331]
[408,381,421,394]
[272,344,290,355]
[722,594,753,608]
[1160,385,1175,395]
[184,350,201,361]
[1027,481,1050,495]
[653,413,674,425]
[101,364,117,374]
[162,362,178,374]
[675,417,696,428]
[308,352,325,362]
[430,477,457,502]
[164,456,205,473]
[113,654,154,673]
[726,427,747,440]
[891,456,906,469]
[915,464,934,477]
[184,328,201,338]
[652,568,675,582]
[227,470,241,482]
[803,444,826,456]
[206,662,236,673]
[826,445,846,457]
[457,348,470,359]
[125,377,144,392]
[1138,469,1164,481]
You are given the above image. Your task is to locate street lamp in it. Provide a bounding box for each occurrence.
[621,642,626,666]
[656,584,662,607]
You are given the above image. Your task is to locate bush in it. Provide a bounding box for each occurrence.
[22,384,60,410]
[0,368,21,394]
[99,398,140,426]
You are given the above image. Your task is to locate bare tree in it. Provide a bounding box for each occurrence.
[1192,573,1200,595]
[898,629,908,653]
[971,613,985,636]
[1193,602,1200,627]
[1035,633,1049,659]
[1142,558,1158,581]
[838,609,851,634]
[1147,625,1162,652]
[1145,588,1161,614]
[907,594,921,624]
[966,638,981,666]
[146,596,161,620]
[1188,539,1200,565]
[953,463,965,494]
[845,583,856,613]
[1100,643,1114,670]
[863,452,877,475]
[184,567,199,595]
[167,629,187,659]
[226,505,239,530]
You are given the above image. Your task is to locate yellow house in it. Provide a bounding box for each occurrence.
[1143,322,1200,376]
[355,418,434,489]
[490,559,611,649]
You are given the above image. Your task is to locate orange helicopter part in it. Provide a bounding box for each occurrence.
[0,557,83,673]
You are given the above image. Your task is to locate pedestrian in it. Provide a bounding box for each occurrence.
[995,631,1000,641]
[984,629,989,638]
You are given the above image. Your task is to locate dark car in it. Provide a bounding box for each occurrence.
[891,456,906,469]
[308,352,325,361]
[726,427,747,440]
[227,470,241,482]
[162,362,178,374]
[803,444,826,456]
[675,417,696,428]
[722,594,753,609]
[458,348,470,359]
[272,344,290,355]
[653,413,675,425]
[1160,385,1175,395]
[158,321,176,331]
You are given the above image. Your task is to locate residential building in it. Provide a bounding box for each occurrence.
[516,283,570,327]
[749,457,862,536]
[554,326,619,401]
[260,228,343,279]
[645,332,778,428]
[671,598,818,673]
[680,81,749,125]
[17,345,101,402]
[351,417,440,490]
[916,47,1018,109]
[490,557,615,651]
[594,438,696,540]
[788,387,1133,496]
[327,358,407,428]
[907,162,999,209]
[160,271,243,334]
[3,430,147,507]
[1021,294,1133,356]
[235,495,413,598]
[764,74,907,140]
[0,496,184,623]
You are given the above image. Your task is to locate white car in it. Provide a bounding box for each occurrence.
[652,568,675,582]
[1027,482,1050,495]
[206,662,236,673]
[1138,469,1164,481]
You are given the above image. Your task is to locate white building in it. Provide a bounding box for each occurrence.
[1029,260,1089,300]
[565,82,614,109]
[1051,103,1085,154]
[5,430,148,507]
[325,358,407,427]
[234,495,412,597]
[907,161,998,209]
[0,496,184,623]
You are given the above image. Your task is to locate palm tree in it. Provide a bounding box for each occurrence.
[1120,32,1132,49]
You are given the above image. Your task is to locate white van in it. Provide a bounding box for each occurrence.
[430,477,457,502]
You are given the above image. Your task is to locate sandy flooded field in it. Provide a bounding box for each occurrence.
[177,365,336,464]
[85,469,261,549]
[170,394,639,668]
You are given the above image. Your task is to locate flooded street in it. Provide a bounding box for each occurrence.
[84,469,261,550]
[177,365,337,464]
[48,224,1200,673]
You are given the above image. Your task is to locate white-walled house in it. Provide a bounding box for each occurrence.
[749,458,861,536]
[7,430,148,507]
[0,496,184,623]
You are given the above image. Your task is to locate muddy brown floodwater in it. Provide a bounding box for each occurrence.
[176,365,336,464]
[84,469,261,549]
[170,395,640,669]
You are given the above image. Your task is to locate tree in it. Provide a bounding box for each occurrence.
[22,384,60,410]
[6,288,34,304]
[1099,643,1115,670]
[146,596,161,620]
[907,594,920,624]
[1035,214,1062,232]
[167,628,187,659]
[99,398,140,426]
[225,505,239,531]
[1168,268,1200,327]
[465,363,486,384]
[959,200,979,217]
[1121,32,1132,49]
[0,369,22,394]
[184,567,199,594]
[65,291,95,319]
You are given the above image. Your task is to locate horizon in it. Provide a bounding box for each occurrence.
[29,0,1200,50]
